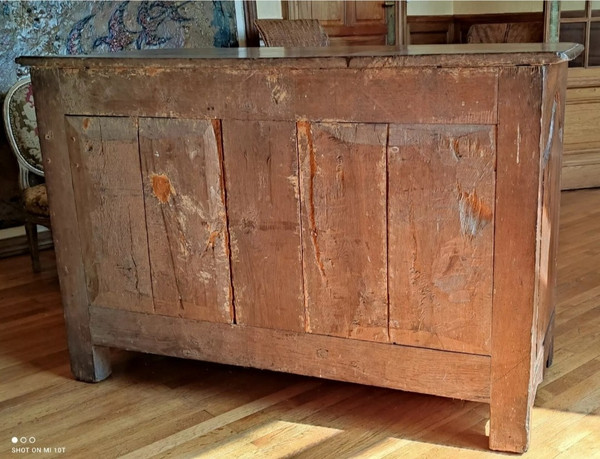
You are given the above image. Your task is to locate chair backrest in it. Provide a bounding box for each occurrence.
[255,19,330,47]
[3,77,44,188]
[467,22,543,44]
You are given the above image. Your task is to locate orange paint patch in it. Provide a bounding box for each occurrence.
[151,173,175,203]
[82,118,90,130]
[458,190,493,237]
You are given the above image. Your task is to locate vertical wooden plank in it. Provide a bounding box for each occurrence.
[66,116,154,314]
[243,0,260,47]
[139,118,232,323]
[31,69,111,382]
[388,124,496,355]
[536,64,568,368]
[223,120,304,331]
[298,121,388,342]
[490,66,543,453]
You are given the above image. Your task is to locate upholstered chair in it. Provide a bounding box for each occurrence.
[3,77,51,272]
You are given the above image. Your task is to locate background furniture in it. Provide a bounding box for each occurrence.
[254,19,329,47]
[406,12,544,45]
[2,78,50,272]
[467,22,544,43]
[555,1,600,189]
[281,0,401,46]
[21,43,579,453]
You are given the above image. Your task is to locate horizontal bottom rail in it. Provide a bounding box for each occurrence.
[90,305,491,403]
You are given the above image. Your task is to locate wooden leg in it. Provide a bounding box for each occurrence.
[489,66,541,454]
[25,221,41,273]
[489,392,532,453]
[32,73,112,384]
[63,304,112,383]
[67,341,112,383]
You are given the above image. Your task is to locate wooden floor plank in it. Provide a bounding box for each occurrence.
[1,188,599,457]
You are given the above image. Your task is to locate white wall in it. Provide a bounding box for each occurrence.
[407,0,544,16]
[256,0,283,19]
[561,1,587,12]
[0,226,48,241]
[453,1,543,15]
[408,0,453,16]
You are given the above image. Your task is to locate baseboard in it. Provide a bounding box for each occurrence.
[0,231,54,259]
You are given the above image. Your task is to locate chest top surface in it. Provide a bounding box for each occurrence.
[18,43,582,70]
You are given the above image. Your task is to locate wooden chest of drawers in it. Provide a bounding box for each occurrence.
[20,43,580,452]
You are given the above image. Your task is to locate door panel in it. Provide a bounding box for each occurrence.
[354,1,386,22]
[298,121,388,342]
[286,0,391,45]
[388,125,496,355]
[138,118,232,322]
[311,1,345,25]
[223,120,305,332]
[66,116,153,313]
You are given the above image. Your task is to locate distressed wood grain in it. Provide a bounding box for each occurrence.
[388,124,496,355]
[65,116,154,315]
[30,70,111,382]
[489,66,543,453]
[24,48,576,453]
[139,118,232,322]
[17,43,584,74]
[50,67,498,125]
[223,120,304,331]
[298,122,388,342]
[2,187,600,457]
[90,305,491,403]
[536,64,568,373]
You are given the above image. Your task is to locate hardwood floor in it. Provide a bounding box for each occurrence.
[1,189,599,458]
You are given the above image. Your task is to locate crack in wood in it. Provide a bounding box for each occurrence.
[299,121,326,279]
[127,207,139,294]
[542,98,557,167]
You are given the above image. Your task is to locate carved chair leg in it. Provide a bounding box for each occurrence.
[25,221,41,273]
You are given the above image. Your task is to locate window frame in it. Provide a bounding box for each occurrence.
[553,0,600,67]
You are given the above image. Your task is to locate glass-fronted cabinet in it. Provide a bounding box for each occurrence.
[558,0,600,67]
[547,0,600,189]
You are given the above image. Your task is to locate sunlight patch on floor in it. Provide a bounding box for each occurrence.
[529,407,600,457]
[193,420,342,458]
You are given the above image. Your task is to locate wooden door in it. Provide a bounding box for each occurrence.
[284,0,397,45]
